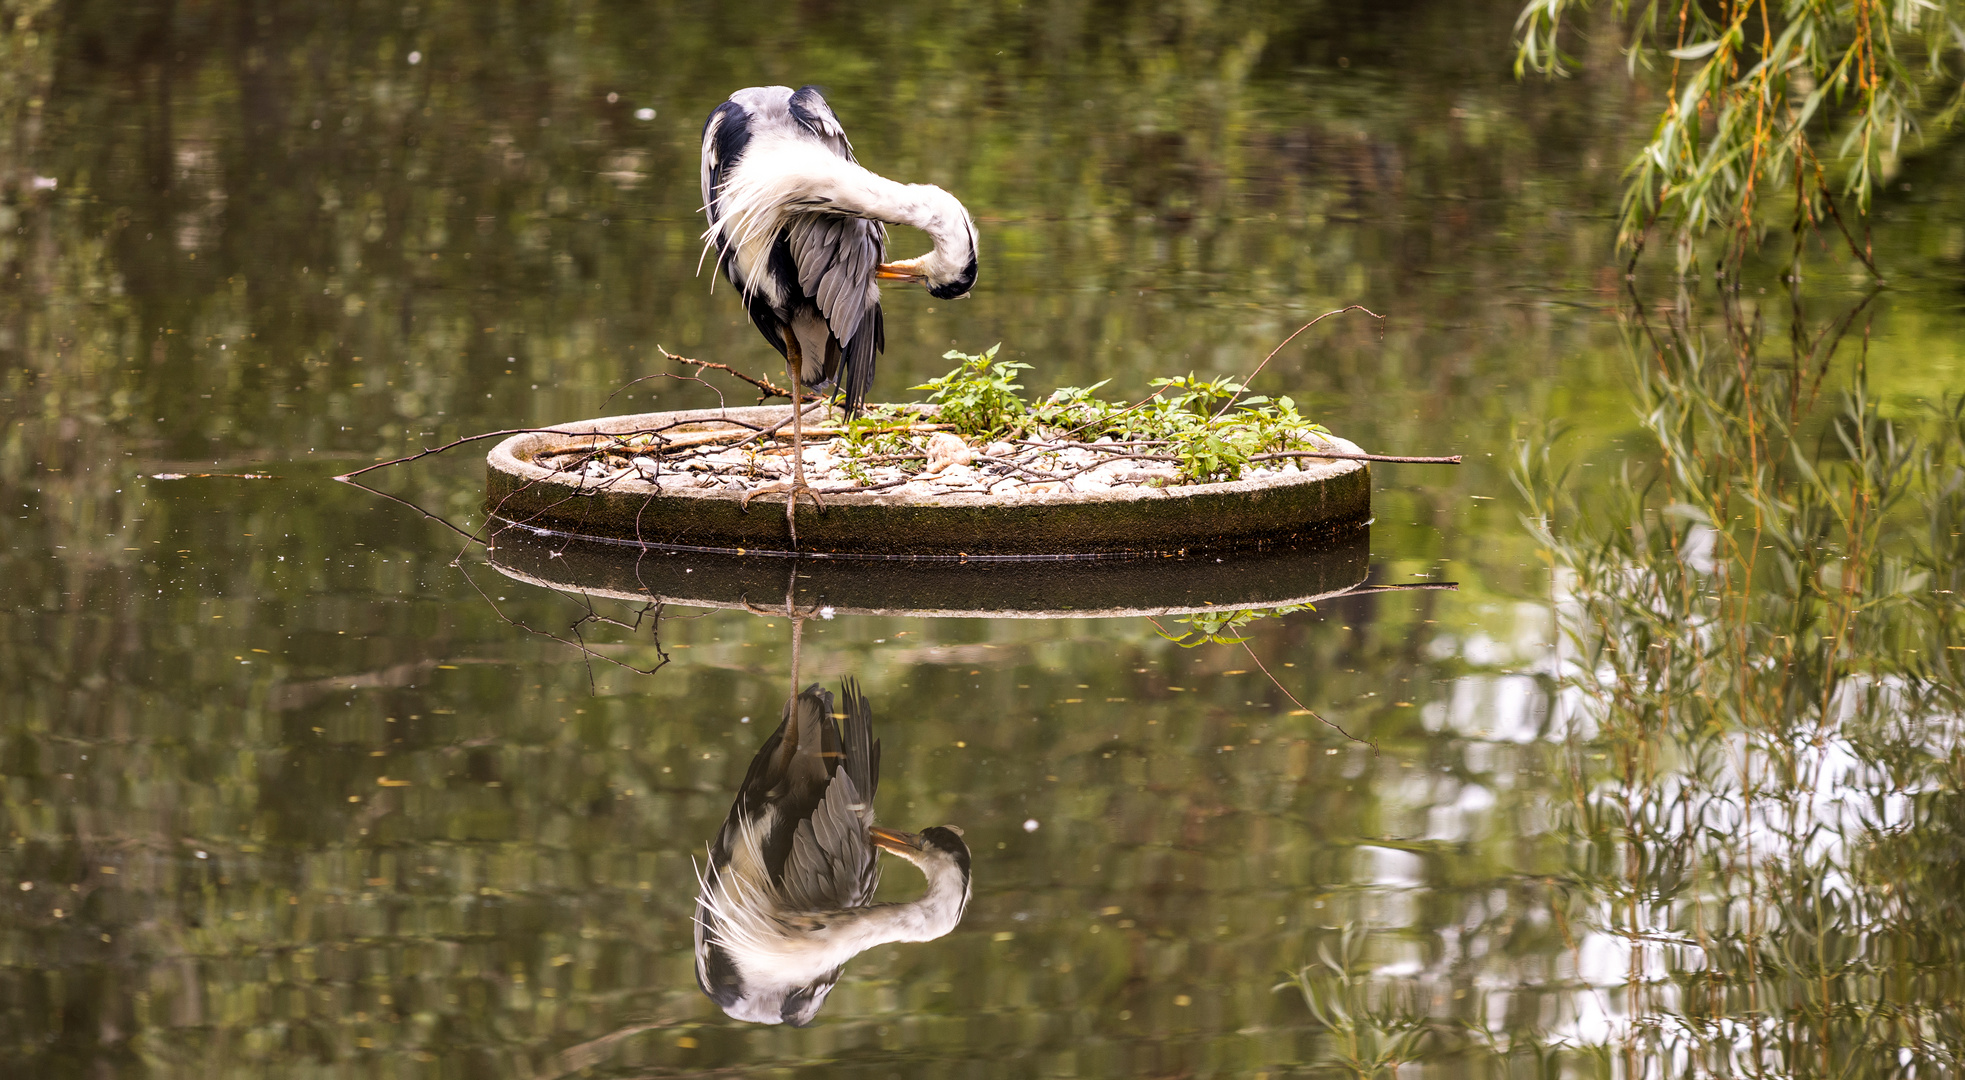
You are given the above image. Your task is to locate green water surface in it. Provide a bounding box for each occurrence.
[3,1,1962,1076]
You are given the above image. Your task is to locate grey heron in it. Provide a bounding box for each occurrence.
[699,85,979,540]
[693,679,973,1026]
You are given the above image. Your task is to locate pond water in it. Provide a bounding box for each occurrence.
[3,2,1962,1077]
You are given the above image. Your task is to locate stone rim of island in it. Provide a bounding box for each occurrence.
[485,403,1371,558]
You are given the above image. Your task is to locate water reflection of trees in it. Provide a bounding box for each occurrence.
[1517,289,1965,1075]
[1281,289,1964,1075]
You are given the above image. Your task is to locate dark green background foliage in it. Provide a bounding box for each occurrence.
[1,1,1961,1077]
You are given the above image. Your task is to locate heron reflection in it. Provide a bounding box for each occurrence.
[694,678,972,1026]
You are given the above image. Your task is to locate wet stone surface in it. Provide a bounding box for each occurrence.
[545,418,1331,498]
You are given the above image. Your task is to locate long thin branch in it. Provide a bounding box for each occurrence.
[1211,305,1387,422]
[334,414,781,483]
[1256,450,1461,465]
[597,367,732,415]
[1240,638,1375,748]
[333,426,628,482]
[657,346,792,399]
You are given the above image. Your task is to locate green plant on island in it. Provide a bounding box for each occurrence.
[875,345,1334,486]
[910,344,1032,438]
[833,407,927,486]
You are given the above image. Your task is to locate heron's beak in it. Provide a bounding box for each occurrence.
[869,825,923,853]
[874,261,926,283]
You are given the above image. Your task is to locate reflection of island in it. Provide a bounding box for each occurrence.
[694,679,972,1026]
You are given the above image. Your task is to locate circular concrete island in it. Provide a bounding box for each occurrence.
[486,404,1371,558]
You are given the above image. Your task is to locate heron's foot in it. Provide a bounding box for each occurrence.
[738,595,829,619]
[738,480,828,515]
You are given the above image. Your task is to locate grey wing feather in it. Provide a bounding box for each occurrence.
[787,215,883,355]
[781,771,877,911]
[837,678,879,805]
[788,85,855,162]
[839,305,883,415]
[779,677,882,911]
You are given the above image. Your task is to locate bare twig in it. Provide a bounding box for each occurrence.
[598,366,732,415]
[335,475,485,544]
[534,1019,688,1080]
[656,345,792,400]
[1211,305,1387,422]
[1255,450,1461,465]
[334,426,633,483]
[1240,639,1375,749]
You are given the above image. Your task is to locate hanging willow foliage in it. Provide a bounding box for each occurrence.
[1516,0,1965,269]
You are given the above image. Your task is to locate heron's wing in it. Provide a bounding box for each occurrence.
[784,214,884,408]
[837,303,883,415]
[838,677,880,805]
[778,680,878,911]
[788,85,855,162]
[781,769,878,911]
[713,684,836,875]
[701,99,752,230]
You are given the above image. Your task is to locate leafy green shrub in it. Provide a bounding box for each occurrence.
[1038,373,1332,484]
[911,345,1030,438]
[904,346,1332,485]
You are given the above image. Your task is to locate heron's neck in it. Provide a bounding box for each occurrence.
[818,862,971,951]
[714,137,976,284]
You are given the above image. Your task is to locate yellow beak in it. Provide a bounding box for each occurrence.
[868,825,922,853]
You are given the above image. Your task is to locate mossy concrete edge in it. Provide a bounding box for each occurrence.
[486,404,1371,556]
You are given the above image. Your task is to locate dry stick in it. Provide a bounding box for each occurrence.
[1239,638,1375,749]
[815,475,917,495]
[1256,450,1461,465]
[334,426,630,483]
[534,1020,688,1080]
[334,415,767,483]
[1139,613,1373,748]
[657,345,792,400]
[1014,437,1163,450]
[976,455,1068,483]
[1058,381,1175,441]
[451,558,671,680]
[1210,305,1387,424]
[557,420,952,459]
[337,475,485,544]
[341,463,686,685]
[598,367,734,416]
[1326,582,1460,596]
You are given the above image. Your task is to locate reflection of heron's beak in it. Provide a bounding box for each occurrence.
[874,261,926,283]
[869,825,922,853]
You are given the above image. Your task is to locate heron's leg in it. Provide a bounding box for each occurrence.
[737,335,826,542]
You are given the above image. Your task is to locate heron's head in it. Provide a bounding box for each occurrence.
[870,824,973,887]
[874,185,978,300]
[876,250,977,300]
